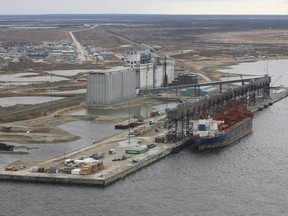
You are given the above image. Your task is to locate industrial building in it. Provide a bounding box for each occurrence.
[87,50,176,105]
[126,50,175,89]
[126,50,152,68]
[170,74,198,86]
[87,67,136,105]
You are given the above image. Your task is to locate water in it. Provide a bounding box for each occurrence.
[73,101,178,118]
[47,69,91,77]
[0,96,64,107]
[1,99,288,215]
[0,121,118,167]
[0,72,69,83]
[1,60,288,215]
[219,59,288,87]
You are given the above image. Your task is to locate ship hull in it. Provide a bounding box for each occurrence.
[192,117,252,150]
[0,143,14,151]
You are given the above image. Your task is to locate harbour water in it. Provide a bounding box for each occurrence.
[1,60,288,215]
[1,98,288,215]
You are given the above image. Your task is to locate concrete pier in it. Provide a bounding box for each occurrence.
[0,88,287,187]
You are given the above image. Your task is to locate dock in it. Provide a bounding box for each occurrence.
[0,88,287,187]
[0,125,178,187]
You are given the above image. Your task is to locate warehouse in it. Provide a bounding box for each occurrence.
[87,67,137,105]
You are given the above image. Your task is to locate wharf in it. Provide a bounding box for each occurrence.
[0,118,178,187]
[249,88,288,113]
[0,88,287,187]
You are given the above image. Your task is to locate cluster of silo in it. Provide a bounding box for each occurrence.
[87,67,136,105]
[87,50,175,105]
[138,58,175,89]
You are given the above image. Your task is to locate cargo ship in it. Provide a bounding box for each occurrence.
[0,143,14,151]
[190,99,253,150]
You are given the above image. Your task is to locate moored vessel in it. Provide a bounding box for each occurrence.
[0,143,14,151]
[190,98,253,150]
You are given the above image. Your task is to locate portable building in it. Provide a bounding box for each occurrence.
[31,166,39,173]
[71,168,81,175]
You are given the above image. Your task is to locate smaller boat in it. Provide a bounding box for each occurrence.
[0,143,14,151]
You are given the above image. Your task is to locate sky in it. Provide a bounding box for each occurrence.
[0,0,287,15]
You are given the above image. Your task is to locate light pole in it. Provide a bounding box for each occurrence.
[128,97,131,144]
[50,71,53,102]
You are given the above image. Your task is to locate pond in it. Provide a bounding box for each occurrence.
[0,72,69,83]
[0,96,65,107]
[72,101,178,118]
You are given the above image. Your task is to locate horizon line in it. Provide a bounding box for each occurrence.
[0,13,288,16]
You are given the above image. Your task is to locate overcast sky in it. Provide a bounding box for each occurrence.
[0,0,287,15]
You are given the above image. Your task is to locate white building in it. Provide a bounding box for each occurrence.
[126,50,175,90]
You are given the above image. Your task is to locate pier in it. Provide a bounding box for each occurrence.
[1,78,287,187]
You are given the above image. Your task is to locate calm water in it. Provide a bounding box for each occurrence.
[220,59,288,87]
[0,96,65,107]
[1,60,288,215]
[0,121,118,167]
[0,72,69,83]
[1,98,288,216]
[73,101,178,118]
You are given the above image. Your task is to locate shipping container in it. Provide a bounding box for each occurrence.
[63,167,73,174]
[80,162,104,175]
[125,146,146,154]
[5,167,17,171]
[48,167,60,174]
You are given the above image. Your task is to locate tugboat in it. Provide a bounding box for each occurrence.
[0,143,14,151]
[190,98,253,150]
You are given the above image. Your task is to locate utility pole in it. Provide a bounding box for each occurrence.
[163,57,168,87]
[128,97,131,144]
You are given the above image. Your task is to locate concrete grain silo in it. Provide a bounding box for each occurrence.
[154,59,175,88]
[87,67,136,105]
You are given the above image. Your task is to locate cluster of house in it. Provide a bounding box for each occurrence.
[85,45,114,61]
[0,40,114,65]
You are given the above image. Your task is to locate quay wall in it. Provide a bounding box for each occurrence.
[104,147,172,186]
[0,146,175,187]
[0,173,105,186]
